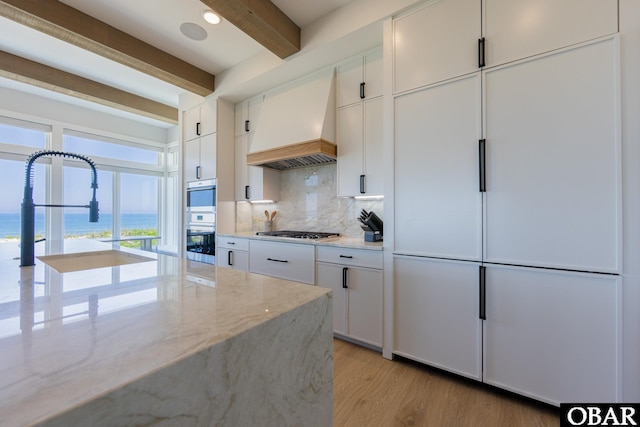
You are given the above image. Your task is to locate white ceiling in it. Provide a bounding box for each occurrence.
[0,0,364,128]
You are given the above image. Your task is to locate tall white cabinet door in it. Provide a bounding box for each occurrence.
[484,0,618,68]
[336,103,363,197]
[198,133,217,180]
[393,0,481,93]
[184,139,200,182]
[316,263,347,335]
[336,56,363,107]
[363,97,383,196]
[394,73,482,260]
[483,265,621,405]
[346,266,382,347]
[484,38,621,273]
[394,256,482,381]
[363,50,383,100]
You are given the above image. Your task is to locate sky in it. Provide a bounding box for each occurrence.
[0,124,158,214]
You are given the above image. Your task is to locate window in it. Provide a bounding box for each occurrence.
[64,131,160,165]
[0,117,48,150]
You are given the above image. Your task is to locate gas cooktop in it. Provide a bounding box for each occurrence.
[256,230,340,240]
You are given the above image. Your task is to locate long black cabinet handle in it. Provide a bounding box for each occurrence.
[360,82,366,99]
[339,255,353,259]
[478,38,486,68]
[360,174,366,194]
[479,266,486,320]
[479,139,486,192]
[196,122,201,136]
[228,250,233,266]
[226,242,236,245]
[245,185,250,200]
[196,165,201,180]
[342,267,349,289]
[245,120,250,132]
[267,257,288,263]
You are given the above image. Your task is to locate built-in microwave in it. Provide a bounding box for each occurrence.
[186,179,216,212]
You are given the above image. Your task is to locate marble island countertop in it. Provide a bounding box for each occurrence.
[0,240,332,426]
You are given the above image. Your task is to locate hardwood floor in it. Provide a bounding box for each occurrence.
[333,338,560,427]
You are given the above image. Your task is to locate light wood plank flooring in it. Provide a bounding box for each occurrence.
[333,338,560,427]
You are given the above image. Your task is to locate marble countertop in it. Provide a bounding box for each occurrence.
[219,232,384,251]
[0,240,330,426]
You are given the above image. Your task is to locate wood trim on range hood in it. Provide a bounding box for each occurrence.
[247,139,337,170]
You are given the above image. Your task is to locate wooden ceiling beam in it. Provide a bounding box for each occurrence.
[201,0,300,59]
[0,50,178,124]
[0,0,215,96]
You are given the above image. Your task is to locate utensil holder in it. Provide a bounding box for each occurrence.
[264,220,273,232]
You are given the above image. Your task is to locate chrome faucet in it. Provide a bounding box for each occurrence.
[20,150,99,267]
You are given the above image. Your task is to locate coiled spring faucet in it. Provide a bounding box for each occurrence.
[20,150,99,267]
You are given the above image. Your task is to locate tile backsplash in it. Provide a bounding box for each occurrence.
[235,164,383,238]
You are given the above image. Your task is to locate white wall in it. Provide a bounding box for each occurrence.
[620,0,640,402]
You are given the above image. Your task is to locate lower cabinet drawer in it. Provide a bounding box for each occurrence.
[249,240,315,285]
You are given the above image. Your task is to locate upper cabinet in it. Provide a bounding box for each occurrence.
[337,97,383,197]
[336,48,383,108]
[393,0,617,94]
[184,133,217,182]
[234,133,280,202]
[234,96,263,136]
[184,102,216,142]
[233,96,280,202]
[393,0,481,93]
[483,0,617,68]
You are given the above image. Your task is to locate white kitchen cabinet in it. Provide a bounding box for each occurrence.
[234,134,280,201]
[336,48,383,108]
[394,256,482,380]
[217,236,249,271]
[337,97,383,197]
[483,38,621,273]
[483,265,621,405]
[393,0,481,94]
[234,96,263,136]
[316,246,383,348]
[184,133,216,182]
[249,240,315,285]
[184,101,216,142]
[483,0,617,69]
[394,73,482,260]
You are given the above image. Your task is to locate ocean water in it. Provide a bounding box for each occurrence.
[0,213,157,238]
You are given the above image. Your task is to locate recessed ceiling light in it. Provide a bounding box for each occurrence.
[202,10,221,25]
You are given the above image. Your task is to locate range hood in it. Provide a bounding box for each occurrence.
[247,71,336,170]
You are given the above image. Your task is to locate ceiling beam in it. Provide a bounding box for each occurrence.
[0,0,215,96]
[0,50,178,124]
[201,0,300,59]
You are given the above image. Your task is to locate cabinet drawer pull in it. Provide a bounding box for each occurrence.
[342,267,349,288]
[267,257,288,263]
[227,242,235,245]
[245,185,250,200]
[196,165,201,180]
[339,255,353,259]
[228,250,233,266]
[360,82,366,99]
[245,120,250,133]
[196,122,201,136]
[360,174,366,194]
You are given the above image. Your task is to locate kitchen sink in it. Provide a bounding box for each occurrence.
[37,250,155,273]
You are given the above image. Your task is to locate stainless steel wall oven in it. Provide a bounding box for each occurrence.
[186,179,216,264]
